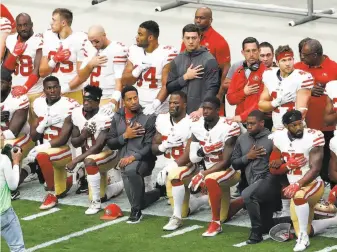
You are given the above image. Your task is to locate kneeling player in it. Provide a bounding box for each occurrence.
[1,68,33,158]
[66,85,123,214]
[269,110,335,251]
[152,91,208,230]
[188,97,241,237]
[28,76,80,209]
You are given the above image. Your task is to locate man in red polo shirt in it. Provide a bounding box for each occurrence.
[295,39,337,188]
[227,37,266,123]
[181,7,230,115]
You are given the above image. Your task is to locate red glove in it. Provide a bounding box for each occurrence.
[286,156,307,170]
[11,86,28,97]
[13,41,27,57]
[53,46,71,63]
[328,185,337,204]
[188,172,204,192]
[283,183,301,199]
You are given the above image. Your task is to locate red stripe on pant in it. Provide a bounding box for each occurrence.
[36,152,54,191]
[205,178,222,221]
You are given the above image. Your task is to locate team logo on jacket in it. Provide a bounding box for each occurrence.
[253,75,260,81]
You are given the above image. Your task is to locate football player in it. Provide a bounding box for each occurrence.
[78,25,127,113]
[39,8,94,104]
[152,91,208,230]
[189,97,241,237]
[259,45,313,130]
[0,4,16,60]
[0,67,33,157]
[65,85,123,215]
[28,76,80,210]
[269,110,327,251]
[122,20,178,115]
[3,13,43,114]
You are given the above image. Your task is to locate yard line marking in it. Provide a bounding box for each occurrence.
[22,208,61,221]
[315,245,337,252]
[233,235,270,247]
[162,225,203,238]
[26,216,128,252]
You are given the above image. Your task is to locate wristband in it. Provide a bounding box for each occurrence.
[111,91,121,102]
[48,59,57,69]
[3,53,17,71]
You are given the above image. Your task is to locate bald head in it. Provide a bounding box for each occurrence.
[87,25,109,50]
[194,7,212,31]
[196,7,212,18]
[88,25,105,37]
[16,13,33,40]
[304,39,323,56]
[16,13,32,23]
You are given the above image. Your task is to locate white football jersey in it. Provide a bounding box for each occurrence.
[272,128,325,184]
[127,44,178,107]
[81,41,127,99]
[33,96,80,141]
[191,117,241,169]
[71,106,112,150]
[263,68,314,130]
[6,33,43,94]
[325,81,337,155]
[0,93,30,134]
[156,113,192,161]
[0,17,11,33]
[42,30,95,92]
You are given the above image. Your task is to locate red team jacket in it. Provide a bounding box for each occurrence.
[227,63,267,122]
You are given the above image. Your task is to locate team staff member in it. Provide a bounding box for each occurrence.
[0,146,26,252]
[167,24,219,121]
[227,37,267,123]
[106,86,161,224]
[295,39,337,187]
[181,7,230,116]
[231,110,280,244]
[259,42,276,68]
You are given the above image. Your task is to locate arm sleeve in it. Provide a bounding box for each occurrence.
[239,100,259,122]
[203,58,220,101]
[106,116,126,150]
[3,155,20,191]
[189,141,203,163]
[166,59,188,94]
[133,115,157,161]
[226,70,246,105]
[230,138,249,170]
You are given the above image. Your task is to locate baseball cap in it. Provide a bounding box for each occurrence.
[100,204,123,220]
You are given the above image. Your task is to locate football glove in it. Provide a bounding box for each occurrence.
[188,172,204,192]
[132,61,151,78]
[271,92,296,108]
[283,183,300,199]
[286,156,307,170]
[156,162,178,186]
[143,99,161,115]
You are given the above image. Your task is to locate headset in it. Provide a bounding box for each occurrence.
[243,61,260,71]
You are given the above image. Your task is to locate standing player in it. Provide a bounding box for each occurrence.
[188,97,241,237]
[65,85,123,215]
[27,76,80,210]
[259,45,313,130]
[122,20,178,115]
[78,25,127,112]
[269,110,325,251]
[0,67,32,157]
[39,8,94,104]
[3,13,43,110]
[152,91,208,230]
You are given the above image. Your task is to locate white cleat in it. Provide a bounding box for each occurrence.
[85,200,101,215]
[23,173,38,183]
[163,216,183,231]
[293,232,310,251]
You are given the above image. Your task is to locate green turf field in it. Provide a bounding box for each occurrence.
[1,200,337,252]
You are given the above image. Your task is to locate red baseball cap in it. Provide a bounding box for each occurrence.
[100,204,123,220]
